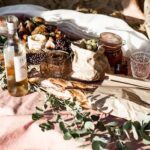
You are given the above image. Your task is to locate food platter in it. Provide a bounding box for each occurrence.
[0,14,111,82]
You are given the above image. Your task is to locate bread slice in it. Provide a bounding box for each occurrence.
[40,78,91,109]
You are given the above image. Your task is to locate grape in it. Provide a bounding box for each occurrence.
[55,37,71,53]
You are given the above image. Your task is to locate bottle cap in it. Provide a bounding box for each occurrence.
[5,15,18,35]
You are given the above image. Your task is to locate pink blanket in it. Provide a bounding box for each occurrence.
[0,89,91,150]
[0,89,149,150]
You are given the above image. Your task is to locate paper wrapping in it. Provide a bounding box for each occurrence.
[88,80,150,122]
[71,43,111,81]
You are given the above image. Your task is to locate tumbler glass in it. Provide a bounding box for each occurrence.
[40,50,72,79]
[130,51,150,79]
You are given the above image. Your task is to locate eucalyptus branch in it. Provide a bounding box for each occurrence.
[31,87,150,150]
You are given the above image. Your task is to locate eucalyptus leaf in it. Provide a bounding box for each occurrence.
[139,129,150,141]
[123,121,132,131]
[76,112,84,121]
[32,112,43,121]
[64,131,72,140]
[133,121,141,130]
[36,106,43,112]
[106,121,118,127]
[59,122,68,133]
[39,122,53,131]
[91,115,99,121]
[142,121,150,130]
[143,139,150,145]
[123,129,130,139]
[96,121,106,131]
[84,121,95,130]
[70,129,89,136]
[131,125,139,140]
[116,140,130,150]
[92,136,107,150]
[92,141,103,150]
[93,136,108,145]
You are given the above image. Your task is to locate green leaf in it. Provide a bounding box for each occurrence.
[96,121,106,131]
[123,129,130,139]
[76,112,84,121]
[93,136,108,145]
[70,129,89,137]
[56,114,61,122]
[142,121,150,131]
[47,121,54,129]
[91,115,99,121]
[92,141,103,150]
[123,121,132,131]
[133,121,141,130]
[123,121,132,139]
[32,112,43,121]
[92,136,107,150]
[64,131,72,140]
[44,104,48,109]
[59,122,68,133]
[106,121,118,127]
[132,125,139,140]
[36,106,43,112]
[84,121,95,130]
[143,139,150,145]
[39,122,53,131]
[116,140,131,150]
[139,130,150,141]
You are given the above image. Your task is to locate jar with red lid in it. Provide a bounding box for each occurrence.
[99,32,123,67]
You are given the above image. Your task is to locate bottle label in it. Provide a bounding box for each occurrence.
[14,54,27,82]
[4,46,15,67]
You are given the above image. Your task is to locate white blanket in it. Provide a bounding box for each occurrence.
[0,4,150,57]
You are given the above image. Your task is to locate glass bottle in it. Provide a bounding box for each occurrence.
[3,17,28,97]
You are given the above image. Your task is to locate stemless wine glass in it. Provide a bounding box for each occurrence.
[130,51,150,79]
[40,50,72,79]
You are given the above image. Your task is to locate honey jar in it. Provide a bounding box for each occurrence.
[99,32,123,67]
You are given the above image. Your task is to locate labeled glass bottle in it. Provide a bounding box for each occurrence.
[3,16,28,97]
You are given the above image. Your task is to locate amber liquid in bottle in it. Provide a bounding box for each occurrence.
[4,21,28,97]
[6,59,28,97]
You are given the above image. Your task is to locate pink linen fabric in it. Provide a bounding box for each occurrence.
[0,88,149,150]
[0,89,91,150]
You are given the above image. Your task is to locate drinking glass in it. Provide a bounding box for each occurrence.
[40,50,72,79]
[130,51,150,79]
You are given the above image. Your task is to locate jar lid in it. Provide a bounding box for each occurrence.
[99,32,122,47]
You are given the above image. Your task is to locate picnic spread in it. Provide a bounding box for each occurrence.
[0,4,150,150]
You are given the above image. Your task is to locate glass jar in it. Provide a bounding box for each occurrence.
[40,50,72,79]
[99,32,123,67]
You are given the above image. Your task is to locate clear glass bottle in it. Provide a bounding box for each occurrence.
[3,17,28,97]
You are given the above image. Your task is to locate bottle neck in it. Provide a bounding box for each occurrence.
[7,31,19,43]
